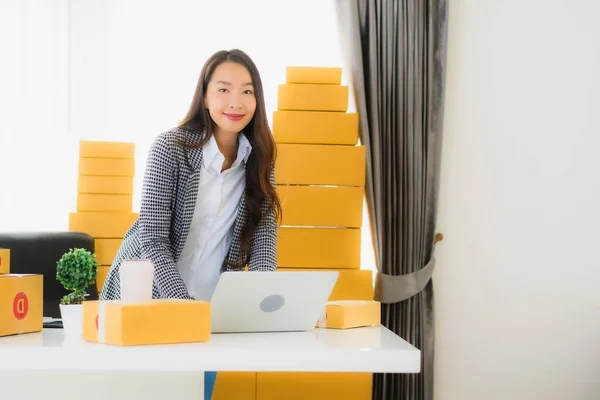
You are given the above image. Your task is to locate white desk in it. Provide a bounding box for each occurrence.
[0,326,420,400]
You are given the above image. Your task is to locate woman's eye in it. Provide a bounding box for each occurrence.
[219,88,229,93]
[243,90,253,95]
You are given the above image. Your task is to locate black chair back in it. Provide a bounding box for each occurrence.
[0,231,98,318]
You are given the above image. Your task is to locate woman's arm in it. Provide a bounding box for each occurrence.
[248,166,278,271]
[138,133,192,298]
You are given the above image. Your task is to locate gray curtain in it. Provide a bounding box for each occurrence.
[336,1,448,399]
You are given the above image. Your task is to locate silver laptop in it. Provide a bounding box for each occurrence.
[210,271,339,333]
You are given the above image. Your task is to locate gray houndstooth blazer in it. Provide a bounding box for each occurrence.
[99,124,277,300]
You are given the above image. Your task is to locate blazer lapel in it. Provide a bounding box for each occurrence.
[173,128,204,260]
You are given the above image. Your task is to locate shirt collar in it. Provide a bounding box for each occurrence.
[202,132,253,171]
[237,132,252,164]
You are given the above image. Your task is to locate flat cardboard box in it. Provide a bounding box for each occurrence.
[96,266,110,294]
[286,66,342,85]
[213,372,257,400]
[83,299,211,346]
[78,176,134,195]
[0,248,10,274]
[328,269,373,301]
[278,84,348,112]
[277,185,363,228]
[0,274,43,337]
[69,211,138,238]
[77,194,133,212]
[317,300,380,329]
[275,144,366,186]
[257,372,372,400]
[78,157,135,177]
[94,238,122,265]
[277,227,361,269]
[79,141,135,159]
[273,110,358,145]
[278,268,373,301]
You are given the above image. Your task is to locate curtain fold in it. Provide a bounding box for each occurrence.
[336,1,448,399]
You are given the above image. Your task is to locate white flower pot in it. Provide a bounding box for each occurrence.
[59,303,83,338]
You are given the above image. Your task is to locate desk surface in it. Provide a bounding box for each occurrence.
[0,326,420,373]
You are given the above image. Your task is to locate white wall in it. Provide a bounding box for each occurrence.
[435,1,600,399]
[0,0,71,230]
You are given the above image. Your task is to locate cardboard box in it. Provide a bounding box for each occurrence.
[78,176,134,195]
[275,144,366,186]
[96,266,110,294]
[77,194,133,212]
[277,227,361,269]
[278,84,348,112]
[278,268,373,301]
[277,185,363,228]
[78,158,135,177]
[257,372,372,400]
[69,211,138,238]
[273,110,358,145]
[79,141,135,159]
[83,299,210,346]
[94,239,122,265]
[317,300,380,329]
[329,269,373,301]
[0,248,10,274]
[286,66,342,85]
[0,274,43,337]
[213,372,256,400]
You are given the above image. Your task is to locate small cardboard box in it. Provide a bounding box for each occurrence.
[273,110,358,145]
[78,157,135,177]
[275,143,366,186]
[277,84,348,112]
[94,239,122,265]
[69,211,138,238]
[0,248,10,274]
[286,66,342,85]
[317,300,380,329]
[77,176,134,195]
[277,185,364,228]
[277,227,361,269]
[279,268,373,301]
[79,141,135,159]
[257,372,372,400]
[83,299,211,346]
[77,194,133,212]
[0,274,43,337]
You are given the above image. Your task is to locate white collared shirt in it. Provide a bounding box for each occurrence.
[176,133,252,301]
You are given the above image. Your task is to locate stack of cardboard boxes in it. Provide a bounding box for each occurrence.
[274,67,373,302]
[68,141,138,295]
[264,66,374,400]
[0,248,43,337]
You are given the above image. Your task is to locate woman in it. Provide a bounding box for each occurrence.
[99,49,282,399]
[101,48,281,301]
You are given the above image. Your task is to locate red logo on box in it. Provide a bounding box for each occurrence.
[13,292,29,320]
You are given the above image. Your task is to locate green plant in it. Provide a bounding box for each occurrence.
[56,248,99,305]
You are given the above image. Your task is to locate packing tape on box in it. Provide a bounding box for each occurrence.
[15,276,27,333]
[98,301,107,344]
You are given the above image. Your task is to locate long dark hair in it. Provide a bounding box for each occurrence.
[179,49,281,267]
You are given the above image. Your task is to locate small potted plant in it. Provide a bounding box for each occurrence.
[56,247,99,337]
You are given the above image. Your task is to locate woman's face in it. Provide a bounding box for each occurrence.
[205,61,257,136]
